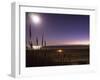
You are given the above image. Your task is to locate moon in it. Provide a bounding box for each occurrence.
[30,14,41,24]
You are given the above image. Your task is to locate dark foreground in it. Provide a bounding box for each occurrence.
[26,45,89,67]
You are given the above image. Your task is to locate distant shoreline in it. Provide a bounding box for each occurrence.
[42,45,89,49]
[46,44,89,47]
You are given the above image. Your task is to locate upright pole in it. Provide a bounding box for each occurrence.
[41,32,44,47]
[36,36,38,46]
[29,24,32,49]
[44,40,46,47]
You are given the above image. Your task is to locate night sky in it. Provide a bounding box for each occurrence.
[26,12,89,46]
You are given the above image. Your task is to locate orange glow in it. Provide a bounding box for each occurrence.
[57,49,63,53]
[47,40,89,46]
[66,40,89,45]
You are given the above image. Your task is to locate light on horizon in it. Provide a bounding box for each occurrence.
[32,45,42,50]
[57,49,63,53]
[67,40,89,45]
[46,40,89,46]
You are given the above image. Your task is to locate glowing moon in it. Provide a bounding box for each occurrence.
[30,14,41,24]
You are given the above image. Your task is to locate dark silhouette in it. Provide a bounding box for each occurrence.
[29,24,32,49]
[36,36,39,46]
[44,40,46,47]
[41,32,44,47]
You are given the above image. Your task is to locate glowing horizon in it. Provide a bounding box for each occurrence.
[46,40,89,46]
